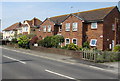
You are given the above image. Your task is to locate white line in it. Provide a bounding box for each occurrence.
[89,66,105,70]
[45,69,75,79]
[2,47,75,65]
[3,55,26,64]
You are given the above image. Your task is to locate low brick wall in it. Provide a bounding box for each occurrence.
[31,46,83,59]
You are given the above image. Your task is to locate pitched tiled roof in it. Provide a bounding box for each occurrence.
[48,6,116,24]
[3,22,22,31]
[25,17,42,27]
[74,6,115,21]
[49,14,69,24]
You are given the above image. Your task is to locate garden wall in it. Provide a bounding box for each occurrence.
[31,46,83,59]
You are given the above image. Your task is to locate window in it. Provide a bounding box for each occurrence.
[43,26,46,32]
[65,38,70,45]
[20,30,22,33]
[65,23,70,31]
[112,24,115,30]
[72,38,77,45]
[91,22,97,29]
[48,25,51,32]
[23,27,28,32]
[112,40,114,49]
[90,39,97,46]
[72,23,78,31]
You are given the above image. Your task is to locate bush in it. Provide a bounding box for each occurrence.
[51,35,64,48]
[96,51,120,63]
[113,44,120,52]
[37,35,64,48]
[61,45,68,49]
[83,41,90,48]
[67,43,79,51]
[17,35,30,49]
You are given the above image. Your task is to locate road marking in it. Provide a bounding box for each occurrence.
[45,69,75,79]
[1,47,118,74]
[3,55,26,64]
[2,47,75,65]
[89,66,105,70]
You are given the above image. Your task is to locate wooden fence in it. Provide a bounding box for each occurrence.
[82,50,98,62]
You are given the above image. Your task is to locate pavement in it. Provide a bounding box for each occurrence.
[3,46,120,74]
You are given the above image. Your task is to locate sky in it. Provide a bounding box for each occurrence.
[1,1,119,31]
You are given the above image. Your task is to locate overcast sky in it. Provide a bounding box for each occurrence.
[1,1,119,31]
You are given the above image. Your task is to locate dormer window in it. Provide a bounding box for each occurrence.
[91,22,97,29]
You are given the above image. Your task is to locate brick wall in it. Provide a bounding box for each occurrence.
[84,22,104,50]
[36,19,55,40]
[61,15,83,47]
[103,7,120,50]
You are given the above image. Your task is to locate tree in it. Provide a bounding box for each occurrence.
[37,35,64,48]
[51,35,64,48]
[17,35,30,48]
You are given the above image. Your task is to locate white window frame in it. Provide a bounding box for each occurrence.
[91,22,97,29]
[65,38,70,46]
[65,23,70,31]
[47,25,51,32]
[23,26,28,32]
[43,26,46,32]
[72,22,78,31]
[112,40,114,49]
[90,39,97,46]
[72,38,77,45]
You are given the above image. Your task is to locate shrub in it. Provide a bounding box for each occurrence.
[37,35,64,48]
[113,44,120,52]
[17,35,30,49]
[83,41,90,49]
[96,51,120,63]
[67,43,79,51]
[51,35,64,48]
[61,45,68,49]
[37,39,45,47]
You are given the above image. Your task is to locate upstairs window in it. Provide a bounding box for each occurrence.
[48,25,51,32]
[43,26,46,32]
[90,39,97,46]
[72,38,77,45]
[65,23,70,31]
[72,22,78,31]
[112,24,115,30]
[23,27,28,32]
[65,38,70,46]
[91,22,97,29]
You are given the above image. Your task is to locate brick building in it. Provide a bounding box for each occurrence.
[36,6,120,50]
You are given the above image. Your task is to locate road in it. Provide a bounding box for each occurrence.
[1,47,119,80]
